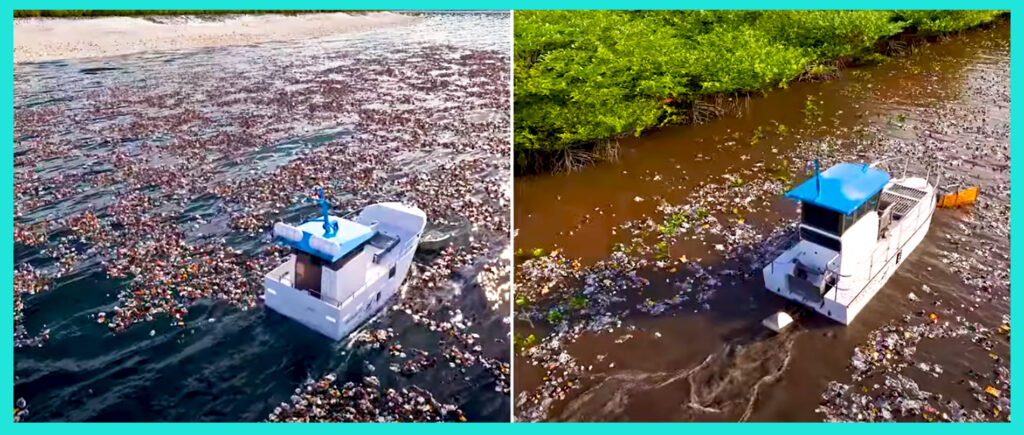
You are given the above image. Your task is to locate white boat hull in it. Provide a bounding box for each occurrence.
[263,202,425,340]
[264,242,417,340]
[764,177,935,324]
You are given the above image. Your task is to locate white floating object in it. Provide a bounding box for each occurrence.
[762,311,794,333]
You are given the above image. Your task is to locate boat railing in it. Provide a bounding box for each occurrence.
[818,254,842,299]
[825,254,840,274]
[921,164,943,192]
[878,203,895,235]
[870,157,909,178]
[829,203,935,304]
[339,282,370,311]
[266,260,293,283]
[873,157,944,189]
[339,204,369,219]
[767,237,798,275]
[769,256,788,275]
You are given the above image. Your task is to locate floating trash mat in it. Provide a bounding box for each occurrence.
[513,20,1009,422]
[14,12,512,422]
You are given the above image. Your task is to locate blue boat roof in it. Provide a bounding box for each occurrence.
[288,217,375,262]
[785,163,891,215]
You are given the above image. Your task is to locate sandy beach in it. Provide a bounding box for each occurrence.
[14,12,419,63]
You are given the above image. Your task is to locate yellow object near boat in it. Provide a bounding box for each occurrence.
[937,186,979,208]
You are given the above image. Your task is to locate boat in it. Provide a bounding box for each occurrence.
[763,160,937,324]
[263,189,426,340]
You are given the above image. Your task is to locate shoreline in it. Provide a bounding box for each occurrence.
[513,11,1009,175]
[14,12,419,63]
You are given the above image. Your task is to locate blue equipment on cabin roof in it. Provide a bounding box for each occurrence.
[318,188,338,238]
[784,161,891,215]
[273,189,376,262]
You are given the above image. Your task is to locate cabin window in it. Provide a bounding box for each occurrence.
[853,193,880,220]
[801,203,842,236]
[388,264,396,279]
[800,227,842,252]
[840,192,881,233]
[842,214,855,232]
[294,251,323,296]
[866,192,880,211]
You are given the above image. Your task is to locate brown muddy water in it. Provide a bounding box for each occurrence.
[513,21,1010,422]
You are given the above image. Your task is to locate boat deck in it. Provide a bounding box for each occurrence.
[881,183,928,217]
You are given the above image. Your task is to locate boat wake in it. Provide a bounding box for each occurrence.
[555,331,799,422]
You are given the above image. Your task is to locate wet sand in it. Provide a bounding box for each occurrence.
[14,12,418,63]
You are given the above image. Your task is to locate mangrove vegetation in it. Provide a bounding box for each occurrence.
[514,10,1006,173]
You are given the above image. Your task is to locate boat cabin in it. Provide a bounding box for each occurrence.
[271,209,402,307]
[786,162,891,252]
[780,162,892,296]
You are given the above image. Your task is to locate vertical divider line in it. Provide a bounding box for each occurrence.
[507,8,517,424]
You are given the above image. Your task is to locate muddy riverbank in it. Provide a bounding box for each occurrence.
[513,21,1009,422]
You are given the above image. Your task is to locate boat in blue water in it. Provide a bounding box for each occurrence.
[263,189,426,340]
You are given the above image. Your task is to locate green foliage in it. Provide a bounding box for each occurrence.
[769,159,793,182]
[806,63,837,78]
[515,294,530,307]
[803,95,823,124]
[893,10,1005,36]
[750,126,765,145]
[515,10,1005,172]
[658,212,689,236]
[514,333,539,351]
[530,247,548,257]
[547,308,564,324]
[568,295,588,310]
[654,241,670,260]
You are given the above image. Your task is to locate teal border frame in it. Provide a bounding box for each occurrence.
[4,3,1020,427]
